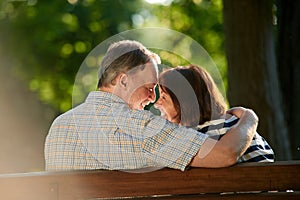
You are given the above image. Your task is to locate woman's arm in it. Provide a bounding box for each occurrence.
[190,107,258,168]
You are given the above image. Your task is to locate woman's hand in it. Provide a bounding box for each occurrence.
[226,107,258,124]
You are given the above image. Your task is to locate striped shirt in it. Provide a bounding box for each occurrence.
[45,91,208,171]
[196,116,275,163]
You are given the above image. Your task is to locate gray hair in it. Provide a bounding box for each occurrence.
[97,40,160,88]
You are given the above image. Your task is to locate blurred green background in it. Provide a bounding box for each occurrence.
[0,0,225,173]
[0,0,225,112]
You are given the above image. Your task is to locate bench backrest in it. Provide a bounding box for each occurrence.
[0,161,299,200]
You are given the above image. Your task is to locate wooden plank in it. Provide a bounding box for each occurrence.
[130,192,300,200]
[0,161,299,200]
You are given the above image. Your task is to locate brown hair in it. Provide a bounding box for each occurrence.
[98,40,159,88]
[159,64,227,127]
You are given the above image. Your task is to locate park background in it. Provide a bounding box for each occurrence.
[0,0,299,173]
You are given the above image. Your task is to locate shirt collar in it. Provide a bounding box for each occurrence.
[85,91,127,106]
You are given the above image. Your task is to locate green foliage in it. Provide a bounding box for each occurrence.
[0,0,226,113]
[149,0,226,80]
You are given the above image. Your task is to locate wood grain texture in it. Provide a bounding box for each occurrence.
[0,161,299,200]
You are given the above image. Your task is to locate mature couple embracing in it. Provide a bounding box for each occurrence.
[45,40,274,172]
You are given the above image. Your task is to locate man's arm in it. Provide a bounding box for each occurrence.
[190,107,258,168]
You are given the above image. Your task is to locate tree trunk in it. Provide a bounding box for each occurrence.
[222,0,291,160]
[277,0,300,160]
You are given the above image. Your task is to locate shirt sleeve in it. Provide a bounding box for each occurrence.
[141,118,208,171]
[112,106,208,171]
[239,132,275,163]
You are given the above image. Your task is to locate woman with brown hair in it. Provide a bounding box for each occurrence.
[155,65,274,162]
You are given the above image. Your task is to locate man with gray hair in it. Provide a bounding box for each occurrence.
[45,40,258,171]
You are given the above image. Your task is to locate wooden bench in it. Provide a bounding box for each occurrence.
[0,161,299,200]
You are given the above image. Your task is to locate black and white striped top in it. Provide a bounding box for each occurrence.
[196,115,275,163]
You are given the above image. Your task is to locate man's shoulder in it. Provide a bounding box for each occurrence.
[50,108,75,126]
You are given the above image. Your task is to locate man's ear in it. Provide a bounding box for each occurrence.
[119,73,128,88]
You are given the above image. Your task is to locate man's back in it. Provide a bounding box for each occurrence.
[45,91,207,171]
[45,91,148,170]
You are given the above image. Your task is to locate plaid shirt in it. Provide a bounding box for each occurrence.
[45,91,208,171]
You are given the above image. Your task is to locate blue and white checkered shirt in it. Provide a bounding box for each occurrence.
[45,91,208,171]
[196,115,274,163]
